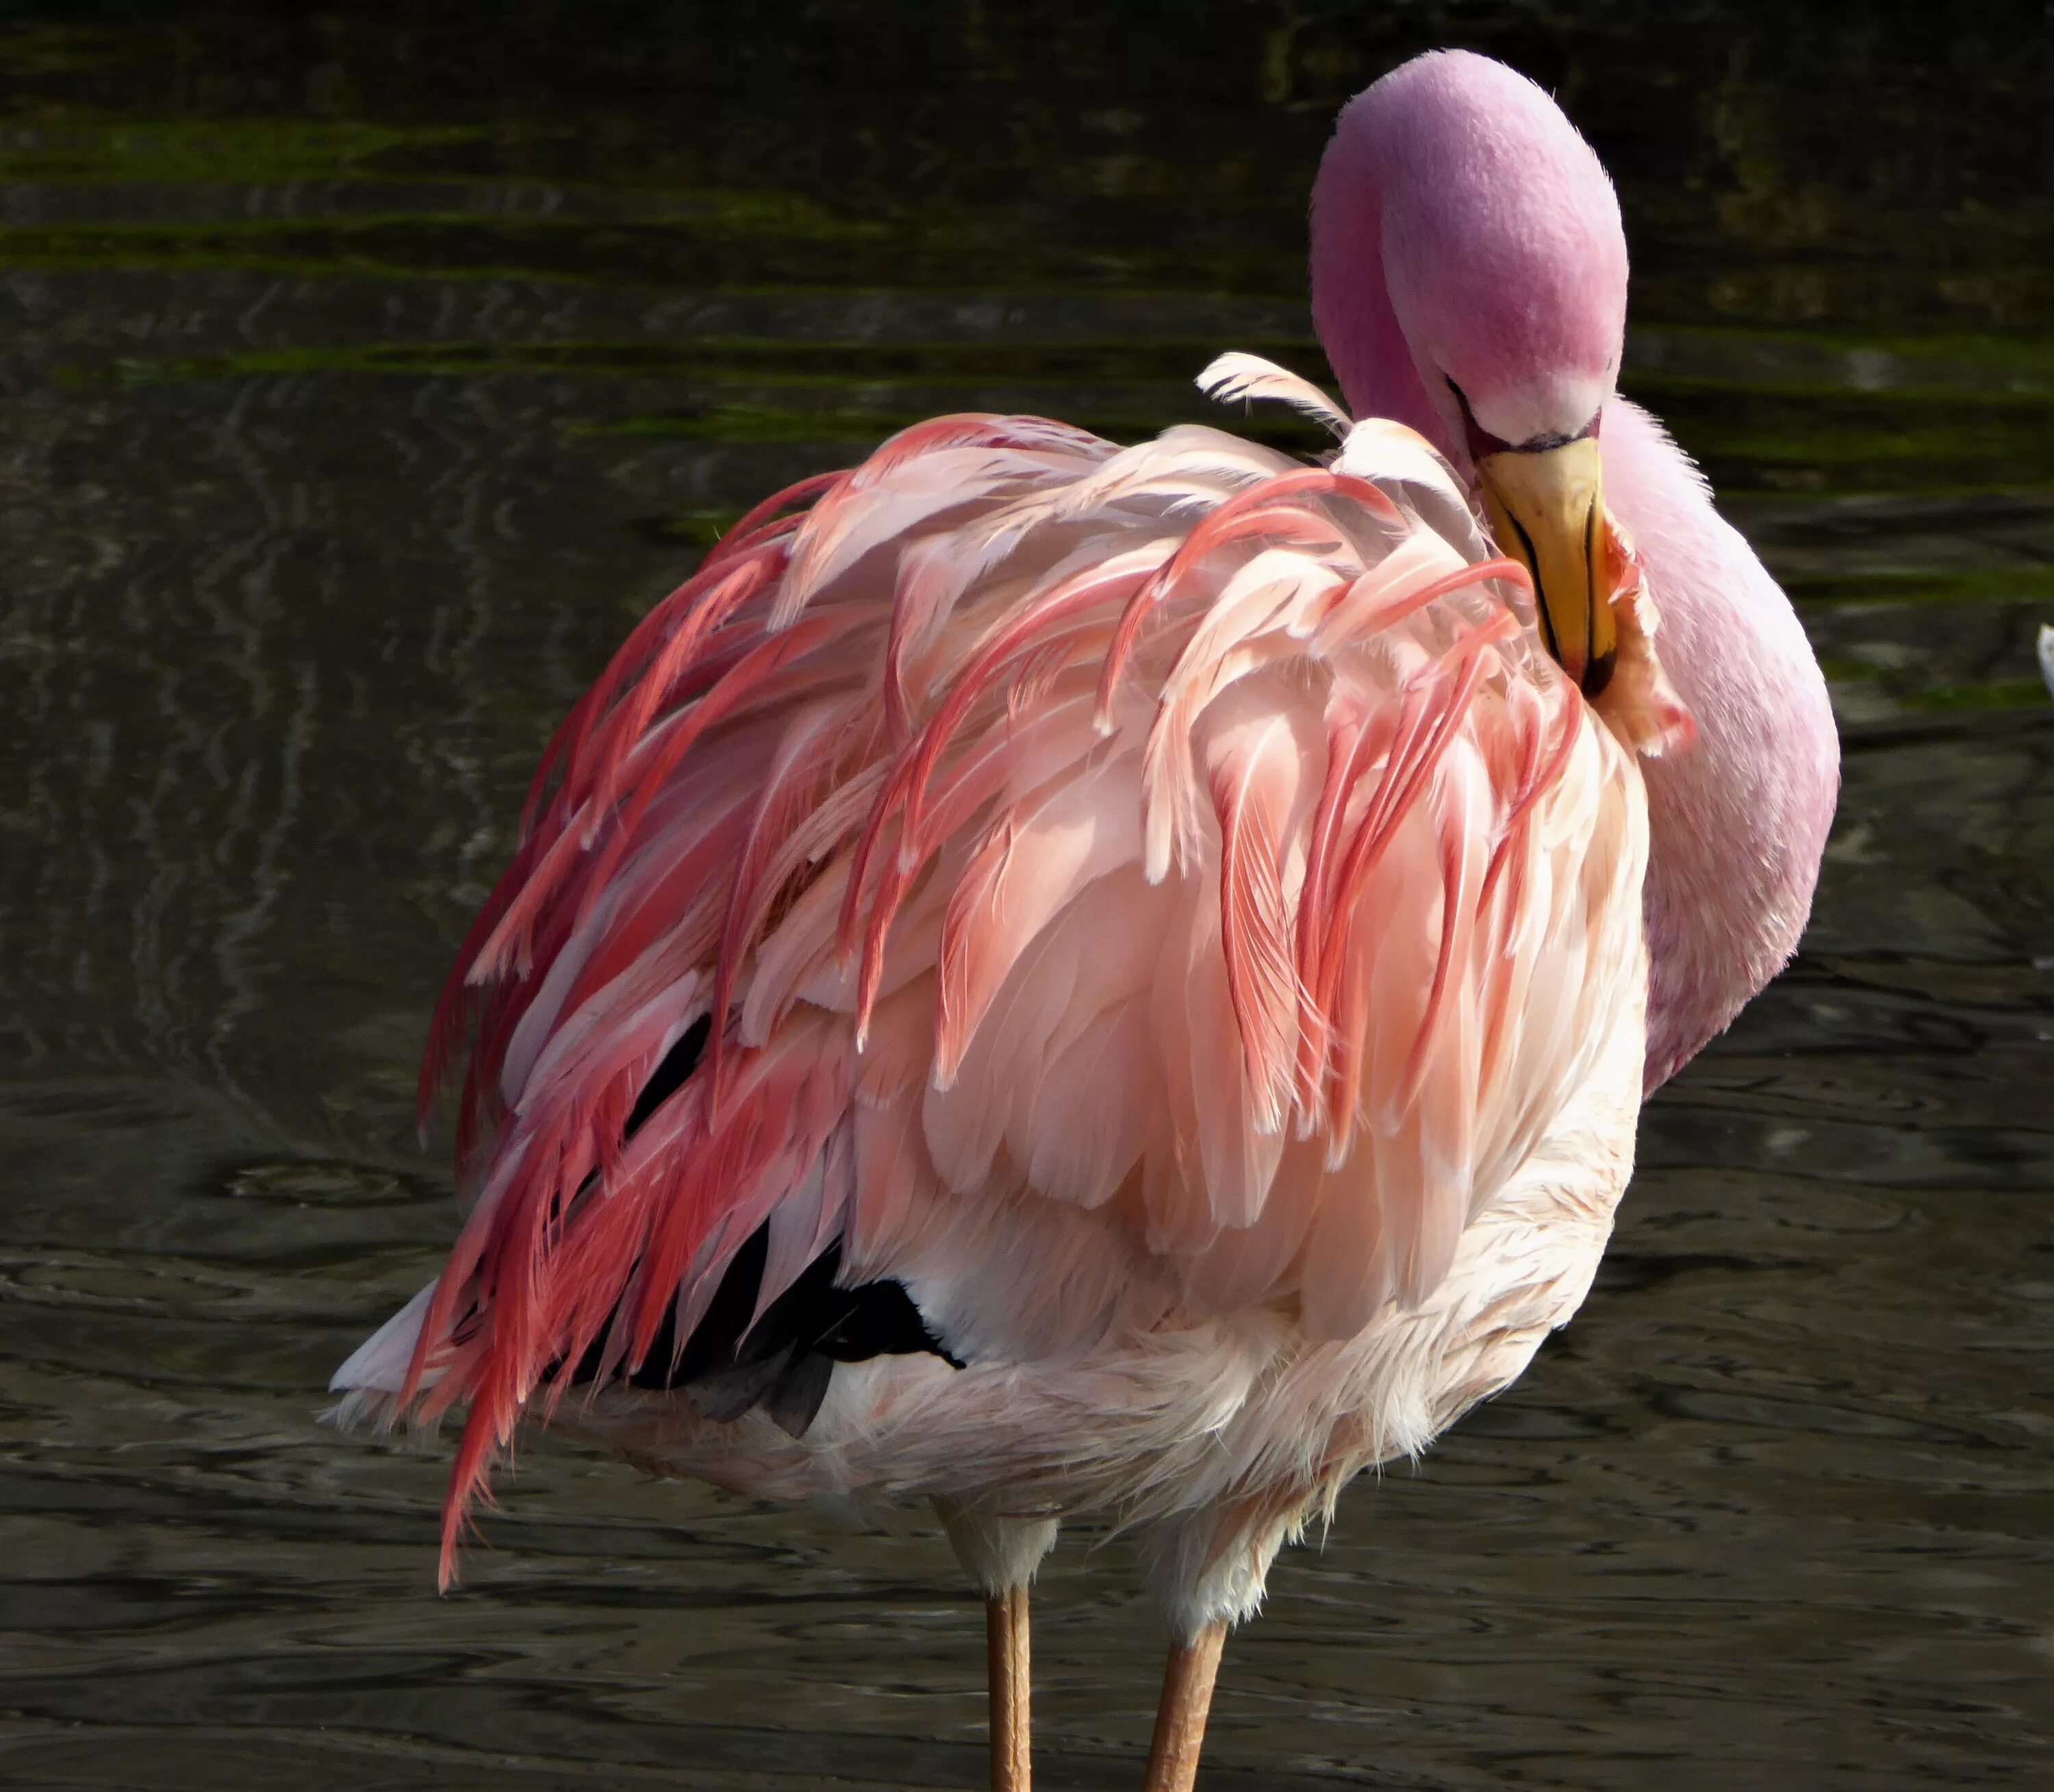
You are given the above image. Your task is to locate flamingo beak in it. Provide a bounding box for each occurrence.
[1476,436,1616,698]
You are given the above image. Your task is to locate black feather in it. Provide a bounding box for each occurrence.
[553,1017,960,1429]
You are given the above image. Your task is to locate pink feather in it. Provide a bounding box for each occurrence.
[384,391,1675,1571]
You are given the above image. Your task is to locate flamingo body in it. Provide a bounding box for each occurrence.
[335,400,1659,1631]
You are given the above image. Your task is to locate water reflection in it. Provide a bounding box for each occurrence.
[0,6,2049,1789]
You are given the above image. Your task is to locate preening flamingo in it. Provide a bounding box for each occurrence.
[332,49,1838,1791]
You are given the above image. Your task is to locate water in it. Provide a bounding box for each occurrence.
[1,6,2051,1787]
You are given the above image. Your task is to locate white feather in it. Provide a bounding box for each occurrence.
[1196,352,1352,439]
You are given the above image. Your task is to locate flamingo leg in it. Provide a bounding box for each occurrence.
[1140,1620,1228,1792]
[937,1500,1057,1791]
[986,1583,1033,1791]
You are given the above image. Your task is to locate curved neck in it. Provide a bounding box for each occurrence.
[1309,129,1449,451]
[1311,144,1840,1084]
[1599,402,1840,1088]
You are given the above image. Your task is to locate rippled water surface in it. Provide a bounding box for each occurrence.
[2,6,2051,1788]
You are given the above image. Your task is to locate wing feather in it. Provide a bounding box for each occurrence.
[358,391,1675,1570]
[1196,351,1352,439]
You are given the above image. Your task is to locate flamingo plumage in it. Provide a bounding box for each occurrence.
[331,49,1838,1792]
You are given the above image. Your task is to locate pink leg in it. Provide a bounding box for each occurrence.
[1141,1620,1228,1792]
[986,1584,1032,1791]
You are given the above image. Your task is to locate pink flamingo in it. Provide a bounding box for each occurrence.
[333,49,1837,1792]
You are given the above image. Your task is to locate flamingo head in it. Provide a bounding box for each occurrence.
[1313,50,1633,700]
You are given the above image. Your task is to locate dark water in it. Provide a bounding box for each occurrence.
[1,5,2051,1787]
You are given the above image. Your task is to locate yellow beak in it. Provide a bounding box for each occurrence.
[1476,437,1616,697]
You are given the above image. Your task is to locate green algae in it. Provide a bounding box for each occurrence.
[0,116,486,183]
[1903,678,2052,713]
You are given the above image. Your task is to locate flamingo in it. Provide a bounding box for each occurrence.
[331,49,1838,1792]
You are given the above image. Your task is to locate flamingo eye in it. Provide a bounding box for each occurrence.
[1446,376,1601,457]
[1445,376,1512,462]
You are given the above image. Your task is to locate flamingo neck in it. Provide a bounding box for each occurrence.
[1309,137,1451,452]
[1311,149,1839,1089]
[1599,402,1840,1088]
